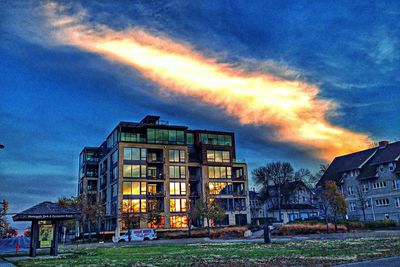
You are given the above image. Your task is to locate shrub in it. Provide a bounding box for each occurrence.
[364,220,397,229]
[161,226,248,239]
[276,223,347,235]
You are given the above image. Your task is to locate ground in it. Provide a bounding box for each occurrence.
[8,237,400,266]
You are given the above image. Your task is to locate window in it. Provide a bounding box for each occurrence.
[170,199,187,212]
[123,164,146,178]
[186,133,194,146]
[122,199,146,213]
[169,166,186,179]
[393,180,400,189]
[170,182,186,195]
[372,181,387,189]
[170,215,188,228]
[123,182,146,195]
[395,197,400,207]
[350,202,356,211]
[375,199,389,207]
[365,200,371,208]
[120,132,145,142]
[147,128,185,145]
[112,150,118,164]
[169,150,185,163]
[206,150,230,163]
[362,184,369,193]
[200,133,232,146]
[347,186,354,196]
[123,148,147,161]
[209,182,233,195]
[208,166,232,179]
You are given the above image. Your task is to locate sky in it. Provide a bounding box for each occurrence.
[1,1,399,230]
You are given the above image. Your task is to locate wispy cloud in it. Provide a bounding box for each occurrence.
[35,2,372,161]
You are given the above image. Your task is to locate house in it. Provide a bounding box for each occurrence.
[316,141,400,221]
[249,189,266,225]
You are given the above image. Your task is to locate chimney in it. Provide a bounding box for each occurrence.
[378,140,389,148]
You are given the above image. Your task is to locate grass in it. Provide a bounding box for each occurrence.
[11,237,400,266]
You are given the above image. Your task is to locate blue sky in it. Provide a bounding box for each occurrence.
[1,1,399,229]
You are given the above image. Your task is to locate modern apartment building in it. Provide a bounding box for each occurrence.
[317,141,400,221]
[78,115,250,235]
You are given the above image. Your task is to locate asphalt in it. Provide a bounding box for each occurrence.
[335,256,400,267]
[0,237,29,255]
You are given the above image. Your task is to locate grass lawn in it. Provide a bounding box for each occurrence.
[13,237,400,266]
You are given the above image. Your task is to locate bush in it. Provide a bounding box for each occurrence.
[276,223,347,235]
[161,226,248,239]
[365,220,397,229]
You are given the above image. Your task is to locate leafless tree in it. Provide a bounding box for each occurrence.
[252,161,294,222]
[355,186,368,222]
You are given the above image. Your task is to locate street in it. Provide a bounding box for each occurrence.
[0,237,29,255]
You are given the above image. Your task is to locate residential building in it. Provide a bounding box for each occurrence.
[77,115,250,236]
[316,141,400,221]
[264,181,319,223]
[249,189,266,225]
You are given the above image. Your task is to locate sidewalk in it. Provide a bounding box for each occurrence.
[335,256,400,267]
[0,258,15,267]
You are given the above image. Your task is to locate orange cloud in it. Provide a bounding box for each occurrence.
[43,2,372,161]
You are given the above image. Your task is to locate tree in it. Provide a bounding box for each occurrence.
[355,186,368,222]
[58,194,104,241]
[195,188,226,237]
[322,181,347,232]
[252,161,294,222]
[146,206,163,229]
[295,168,318,188]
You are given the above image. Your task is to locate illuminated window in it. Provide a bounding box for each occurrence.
[122,199,146,213]
[123,182,131,195]
[123,164,146,178]
[208,167,232,179]
[170,198,187,212]
[170,215,188,228]
[170,182,186,195]
[148,184,157,195]
[169,166,186,179]
[123,182,146,195]
[200,134,232,146]
[147,216,165,229]
[169,150,185,163]
[209,182,232,195]
[207,150,230,163]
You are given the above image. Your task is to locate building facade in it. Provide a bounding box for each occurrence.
[264,181,318,223]
[78,115,250,235]
[317,141,400,221]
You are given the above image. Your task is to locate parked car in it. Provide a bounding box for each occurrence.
[118,228,157,242]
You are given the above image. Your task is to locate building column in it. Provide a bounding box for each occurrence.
[50,220,59,256]
[29,220,38,257]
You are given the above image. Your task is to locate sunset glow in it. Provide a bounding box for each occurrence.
[44,2,372,161]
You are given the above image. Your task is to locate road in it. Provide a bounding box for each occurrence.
[0,237,29,255]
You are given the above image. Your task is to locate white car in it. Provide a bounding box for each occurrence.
[118,228,157,242]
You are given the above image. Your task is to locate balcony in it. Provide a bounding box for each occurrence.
[147,157,164,164]
[147,192,165,198]
[233,191,247,197]
[189,175,200,181]
[146,174,164,181]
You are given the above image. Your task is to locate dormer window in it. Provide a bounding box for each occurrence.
[389,162,396,172]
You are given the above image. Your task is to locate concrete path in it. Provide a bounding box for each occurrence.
[335,256,400,267]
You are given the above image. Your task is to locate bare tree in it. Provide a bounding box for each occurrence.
[355,186,368,222]
[252,161,294,222]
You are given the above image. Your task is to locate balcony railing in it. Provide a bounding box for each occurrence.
[233,191,247,197]
[147,157,164,164]
[147,192,165,197]
[147,175,164,180]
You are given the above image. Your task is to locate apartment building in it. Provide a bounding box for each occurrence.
[77,115,250,235]
[317,141,400,221]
